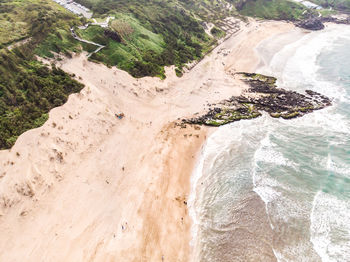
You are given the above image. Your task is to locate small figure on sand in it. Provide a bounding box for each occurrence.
[121,222,128,231]
[115,112,125,119]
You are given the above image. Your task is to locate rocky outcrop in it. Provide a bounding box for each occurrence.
[184,73,331,127]
[104,29,122,43]
[321,15,350,25]
[296,15,350,31]
[296,17,325,30]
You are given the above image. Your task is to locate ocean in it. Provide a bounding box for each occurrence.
[189,24,350,262]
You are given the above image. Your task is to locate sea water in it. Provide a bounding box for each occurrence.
[190,24,350,262]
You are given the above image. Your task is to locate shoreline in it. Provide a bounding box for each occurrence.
[190,22,350,262]
[188,21,309,261]
[0,19,296,261]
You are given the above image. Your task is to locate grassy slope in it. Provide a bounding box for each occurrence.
[0,0,62,46]
[71,0,317,77]
[310,0,350,11]
[0,51,84,148]
[0,0,84,149]
[0,0,80,49]
[77,14,167,77]
[0,0,330,149]
[238,0,308,20]
[177,0,237,21]
[73,0,240,77]
[1,0,231,148]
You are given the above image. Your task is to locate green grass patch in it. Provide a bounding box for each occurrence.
[0,51,84,149]
[310,0,350,12]
[0,0,78,46]
[210,27,225,38]
[35,28,81,58]
[0,0,85,149]
[74,0,213,77]
[239,0,307,21]
[76,16,166,71]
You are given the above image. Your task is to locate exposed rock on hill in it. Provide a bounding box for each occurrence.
[104,29,122,43]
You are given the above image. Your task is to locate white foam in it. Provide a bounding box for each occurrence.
[254,141,294,167]
[320,153,350,178]
[310,191,350,262]
[287,106,350,134]
[188,115,277,257]
[188,122,252,248]
[190,25,350,259]
[252,132,279,233]
[188,141,205,248]
[252,131,296,205]
[253,25,350,261]
[188,126,229,247]
[258,24,350,103]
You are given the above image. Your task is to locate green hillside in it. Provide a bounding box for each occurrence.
[0,0,343,149]
[0,0,84,149]
[238,0,307,20]
[0,0,82,50]
[77,14,167,77]
[74,0,222,77]
[70,0,313,77]
[310,0,350,11]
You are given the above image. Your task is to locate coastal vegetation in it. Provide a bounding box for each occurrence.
[237,0,308,20]
[74,0,220,78]
[1,0,237,149]
[70,0,317,76]
[311,0,350,12]
[0,0,84,149]
[0,0,82,51]
[76,14,171,78]
[0,50,83,149]
[0,0,344,149]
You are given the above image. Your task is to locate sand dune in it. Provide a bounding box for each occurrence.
[0,19,295,261]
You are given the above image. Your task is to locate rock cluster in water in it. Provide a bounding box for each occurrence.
[296,17,325,30]
[184,73,331,127]
[296,16,350,31]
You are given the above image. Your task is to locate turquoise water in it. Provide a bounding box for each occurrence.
[191,25,350,262]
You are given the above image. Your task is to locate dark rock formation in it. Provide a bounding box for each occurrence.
[104,29,122,43]
[296,15,350,31]
[184,73,332,127]
[296,17,325,30]
[321,16,350,25]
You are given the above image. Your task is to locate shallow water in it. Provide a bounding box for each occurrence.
[190,24,350,262]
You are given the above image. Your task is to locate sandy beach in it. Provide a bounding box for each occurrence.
[0,19,297,261]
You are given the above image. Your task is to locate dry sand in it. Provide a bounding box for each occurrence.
[0,19,295,261]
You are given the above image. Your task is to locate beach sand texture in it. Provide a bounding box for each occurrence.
[0,20,296,261]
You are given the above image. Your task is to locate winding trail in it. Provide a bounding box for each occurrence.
[6,37,32,51]
[70,28,105,58]
[91,16,114,28]
[71,16,115,57]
